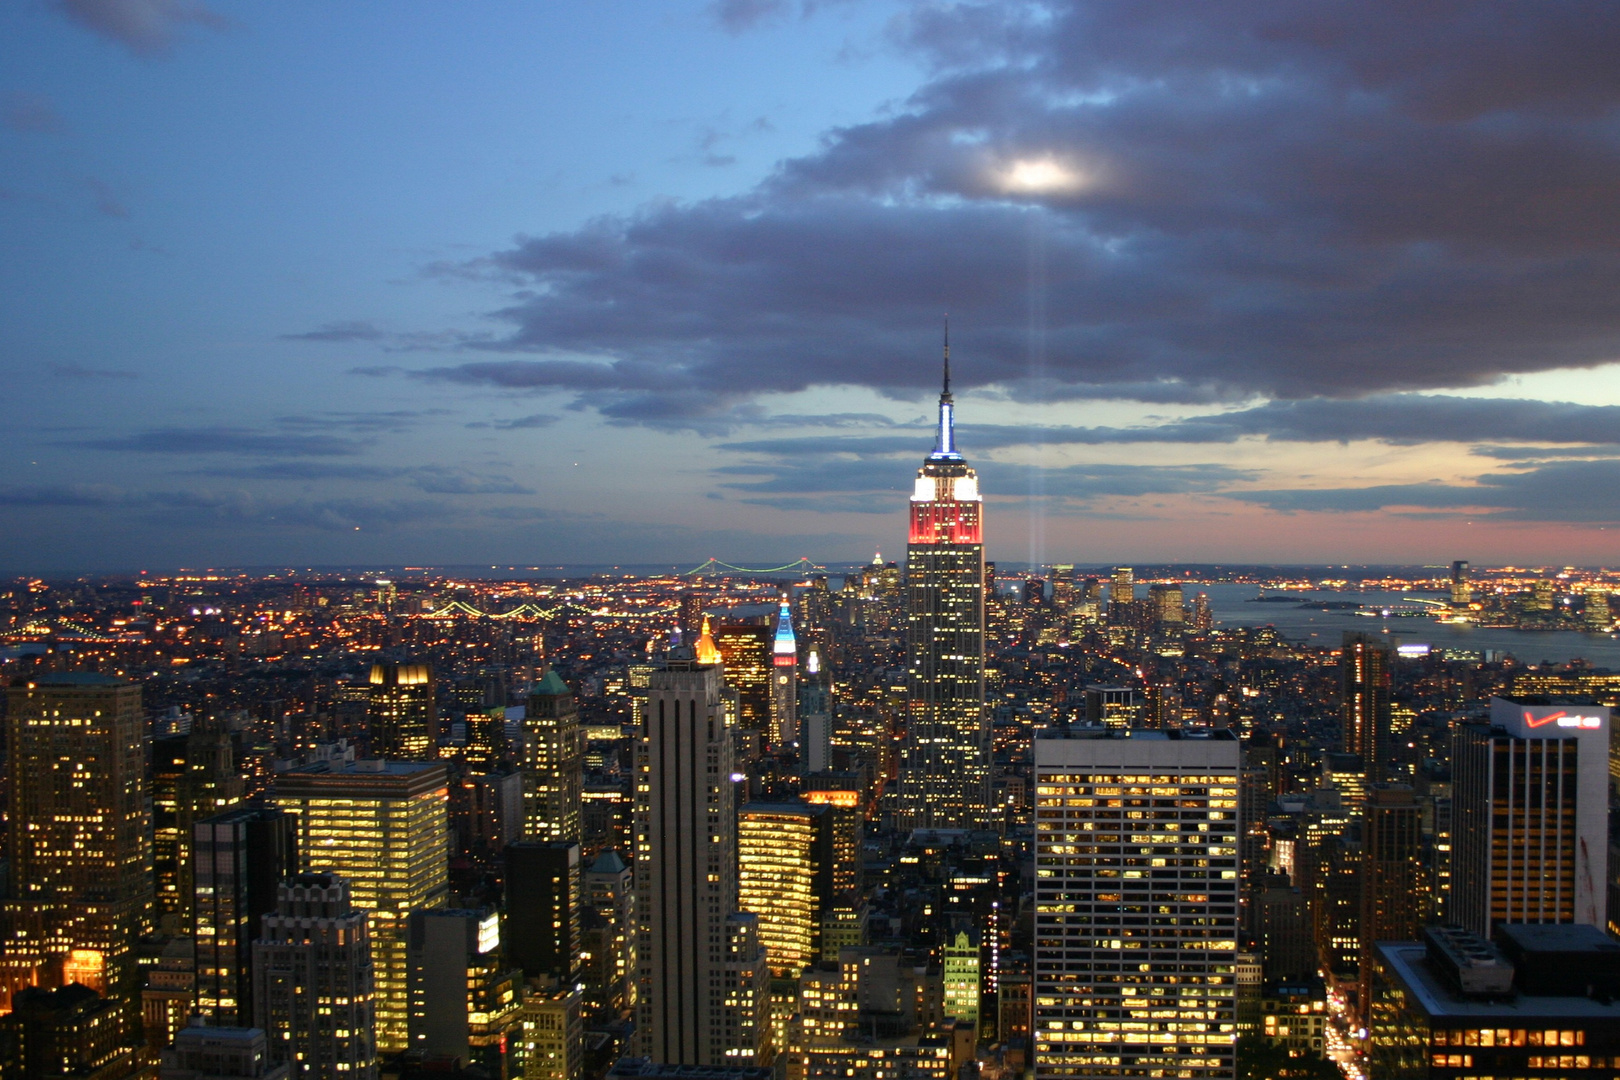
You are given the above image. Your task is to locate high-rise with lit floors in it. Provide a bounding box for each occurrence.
[253,873,376,1079]
[368,663,435,760]
[1451,696,1610,935]
[1032,730,1241,1080]
[1340,632,1391,781]
[899,338,989,832]
[633,646,768,1065]
[771,597,798,746]
[738,802,835,978]
[3,673,152,1012]
[273,760,449,1054]
[522,670,583,842]
[193,806,298,1025]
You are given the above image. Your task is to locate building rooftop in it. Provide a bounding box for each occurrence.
[1376,941,1620,1020]
[17,671,131,687]
[532,669,570,696]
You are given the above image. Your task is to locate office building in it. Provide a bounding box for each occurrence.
[3,672,152,1010]
[1360,784,1423,1017]
[252,874,376,1080]
[152,726,243,931]
[1147,584,1184,632]
[738,803,836,978]
[514,985,583,1080]
[633,647,769,1065]
[1032,730,1241,1080]
[898,340,989,832]
[1369,925,1620,1079]
[193,807,297,1026]
[583,850,635,1013]
[1108,567,1136,626]
[0,983,149,1080]
[1450,560,1472,607]
[406,908,521,1072]
[272,761,449,1054]
[462,708,510,773]
[143,937,197,1052]
[1341,632,1392,781]
[522,670,583,843]
[163,1024,289,1080]
[1451,697,1610,935]
[504,841,582,986]
[714,621,773,739]
[771,598,798,746]
[942,931,980,1028]
[798,646,832,775]
[367,663,435,760]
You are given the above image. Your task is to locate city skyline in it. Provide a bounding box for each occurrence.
[8,3,1620,572]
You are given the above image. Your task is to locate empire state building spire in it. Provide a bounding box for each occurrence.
[900,327,988,832]
[934,317,959,459]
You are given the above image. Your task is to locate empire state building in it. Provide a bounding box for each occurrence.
[897,335,989,831]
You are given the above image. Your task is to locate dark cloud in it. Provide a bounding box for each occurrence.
[283,321,386,343]
[274,410,449,434]
[192,462,406,482]
[80,427,367,457]
[469,414,560,430]
[719,395,1620,456]
[1227,459,1620,522]
[428,2,1620,424]
[410,468,534,495]
[54,0,226,56]
[4,93,65,134]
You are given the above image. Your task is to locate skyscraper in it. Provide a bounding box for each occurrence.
[899,336,988,832]
[771,597,798,746]
[1449,560,1472,607]
[798,645,832,776]
[714,621,773,740]
[633,648,768,1065]
[252,873,376,1080]
[273,761,450,1053]
[504,841,583,987]
[1359,784,1422,1017]
[193,806,298,1026]
[1032,730,1241,1080]
[1451,697,1610,935]
[406,908,522,1071]
[1340,632,1391,781]
[737,803,835,978]
[368,663,435,760]
[522,670,583,843]
[3,673,152,1010]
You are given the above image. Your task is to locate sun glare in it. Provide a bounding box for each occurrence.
[999,157,1087,194]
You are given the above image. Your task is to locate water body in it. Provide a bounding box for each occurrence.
[1192,583,1620,669]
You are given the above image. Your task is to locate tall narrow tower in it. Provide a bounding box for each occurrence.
[633,647,768,1065]
[771,596,798,746]
[898,330,989,831]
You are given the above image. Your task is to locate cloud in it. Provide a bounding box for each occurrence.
[282,321,386,343]
[423,3,1620,427]
[1227,459,1620,523]
[53,0,226,56]
[4,93,65,134]
[409,468,534,495]
[80,427,368,457]
[468,414,560,430]
[51,364,138,380]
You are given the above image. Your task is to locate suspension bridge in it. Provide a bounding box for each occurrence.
[681,557,824,576]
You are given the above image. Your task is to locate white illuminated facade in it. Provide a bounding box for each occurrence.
[1033,732,1241,1080]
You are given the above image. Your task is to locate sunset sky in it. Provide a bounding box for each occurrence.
[7,1,1620,572]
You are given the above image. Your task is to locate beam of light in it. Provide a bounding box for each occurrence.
[998,157,1088,195]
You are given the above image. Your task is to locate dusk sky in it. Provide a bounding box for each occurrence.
[8,1,1620,573]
